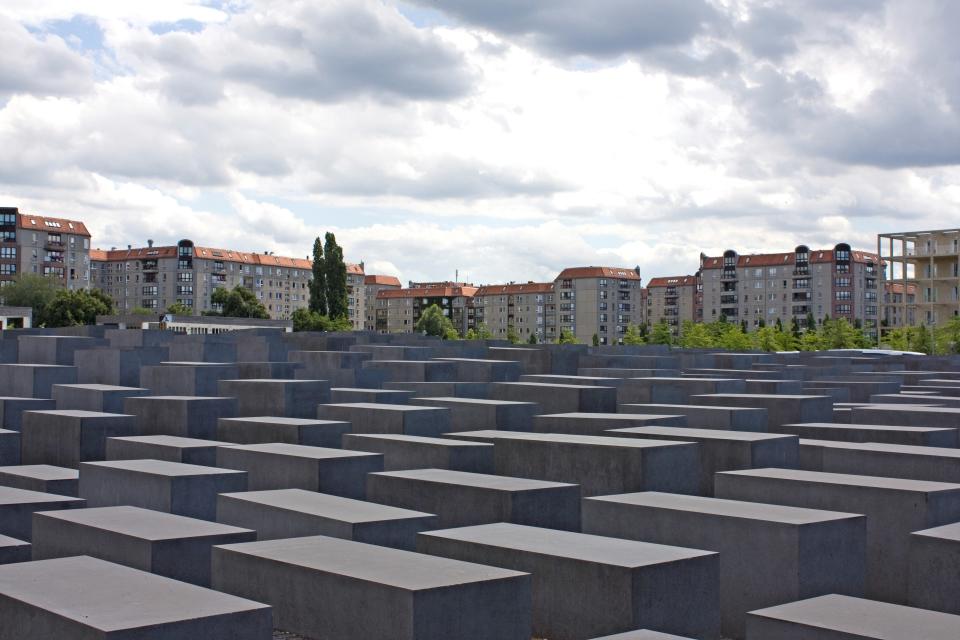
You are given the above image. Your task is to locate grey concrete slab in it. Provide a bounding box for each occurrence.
[745,594,960,640]
[367,468,580,530]
[51,384,150,413]
[0,534,29,565]
[620,403,767,432]
[909,521,960,615]
[0,465,78,496]
[797,440,960,483]
[533,412,687,435]
[73,346,168,387]
[521,374,627,387]
[362,359,458,382]
[342,433,494,473]
[215,443,382,498]
[0,555,272,639]
[140,362,240,396]
[212,535,530,640]
[18,335,107,365]
[446,430,700,497]
[80,459,247,521]
[869,393,960,407]
[106,434,234,466]
[0,429,17,465]
[744,379,804,394]
[384,380,490,399]
[578,368,682,378]
[851,404,960,429]
[434,357,522,382]
[583,492,865,638]
[32,505,255,586]
[330,387,415,404]
[316,402,450,437]
[20,410,137,468]
[413,397,539,431]
[0,486,84,540]
[124,395,238,439]
[780,422,958,446]
[618,377,746,405]
[217,378,330,418]
[490,381,618,414]
[715,468,960,604]
[608,427,799,496]
[0,364,76,398]
[588,632,694,640]
[216,416,351,447]
[350,344,435,360]
[0,397,56,432]
[217,488,437,550]
[419,522,719,640]
[693,394,833,431]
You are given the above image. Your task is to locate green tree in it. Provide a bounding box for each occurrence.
[790,318,802,340]
[323,232,349,320]
[292,308,353,332]
[935,317,960,354]
[415,304,458,339]
[717,323,753,350]
[591,333,600,346]
[131,306,154,316]
[0,274,61,319]
[882,327,910,351]
[912,324,934,354]
[527,333,538,344]
[40,289,113,327]
[819,318,862,349]
[210,286,270,319]
[308,237,327,315]
[678,321,714,348]
[507,325,521,344]
[805,312,816,330]
[649,320,673,346]
[166,302,191,316]
[623,323,645,345]
[557,328,579,344]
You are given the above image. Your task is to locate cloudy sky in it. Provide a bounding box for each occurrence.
[1,1,958,284]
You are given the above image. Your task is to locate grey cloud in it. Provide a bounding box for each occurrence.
[0,16,93,97]
[736,6,803,60]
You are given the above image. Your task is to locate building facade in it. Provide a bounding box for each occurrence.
[346,264,366,331]
[472,282,556,343]
[700,244,880,335]
[0,208,91,290]
[553,267,644,345]
[883,282,917,329]
[879,229,960,331]
[363,275,402,331]
[376,284,477,335]
[645,275,701,333]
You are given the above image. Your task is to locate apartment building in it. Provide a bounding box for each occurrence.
[645,275,701,333]
[0,208,91,290]
[554,266,644,345]
[472,282,556,343]
[346,263,366,330]
[883,282,917,329]
[700,244,881,335]
[376,284,477,335]
[879,229,960,330]
[91,239,319,320]
[363,275,402,331]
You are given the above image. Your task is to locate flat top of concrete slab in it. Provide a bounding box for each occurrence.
[629,377,742,383]
[0,428,15,435]
[621,403,764,413]
[0,364,73,369]
[364,360,448,365]
[53,384,147,392]
[493,382,613,390]
[109,435,230,448]
[416,397,533,407]
[913,521,960,542]
[586,630,693,640]
[128,396,233,402]
[587,491,861,525]
[372,468,577,491]
[344,433,493,447]
[220,378,321,384]
[0,485,83,505]
[539,412,685,421]
[0,397,55,402]
[82,459,246,478]
[449,430,696,449]
[421,522,715,567]
[749,594,960,638]
[0,464,78,481]
[220,417,347,426]
[220,489,434,522]
[610,426,794,442]
[856,405,960,414]
[222,443,378,460]
[330,388,410,394]
[25,409,133,419]
[160,361,235,366]
[785,422,954,433]
[0,533,28,547]
[799,440,960,458]
[434,358,514,364]
[36,505,253,540]
[720,467,960,493]
[215,535,526,590]
[0,556,269,630]
[696,393,829,400]
[320,402,444,412]
[524,375,620,381]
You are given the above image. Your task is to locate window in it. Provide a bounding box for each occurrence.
[835,277,851,288]
[835,291,852,300]
[177,285,193,295]
[0,264,15,275]
[177,272,193,282]
[0,247,15,259]
[142,286,158,296]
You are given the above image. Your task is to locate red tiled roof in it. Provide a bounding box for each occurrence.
[346,263,364,275]
[364,275,402,287]
[555,266,641,281]
[646,275,698,288]
[474,282,554,296]
[884,282,918,294]
[378,286,478,299]
[18,213,91,237]
[91,244,317,270]
[701,248,880,269]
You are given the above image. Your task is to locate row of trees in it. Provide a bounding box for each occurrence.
[0,274,114,327]
[882,318,960,355]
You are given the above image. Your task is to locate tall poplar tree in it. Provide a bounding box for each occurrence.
[309,237,327,315]
[323,232,349,320]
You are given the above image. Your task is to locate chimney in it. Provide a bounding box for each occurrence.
[127,244,131,250]
[147,239,154,248]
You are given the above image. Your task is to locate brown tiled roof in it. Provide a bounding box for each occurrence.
[702,248,881,269]
[884,282,918,294]
[346,263,364,275]
[474,282,554,296]
[91,244,319,270]
[647,275,698,288]
[18,213,91,237]
[365,275,402,287]
[378,286,478,299]
[555,266,641,281]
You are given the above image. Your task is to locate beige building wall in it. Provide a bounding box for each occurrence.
[880,229,960,330]
[0,210,91,291]
[646,276,699,333]
[554,267,643,344]
[472,283,555,342]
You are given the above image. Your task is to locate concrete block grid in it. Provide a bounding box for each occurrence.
[0,329,959,639]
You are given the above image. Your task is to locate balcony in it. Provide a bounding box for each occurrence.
[45,240,64,250]
[792,267,810,276]
[792,292,811,302]
[721,271,738,281]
